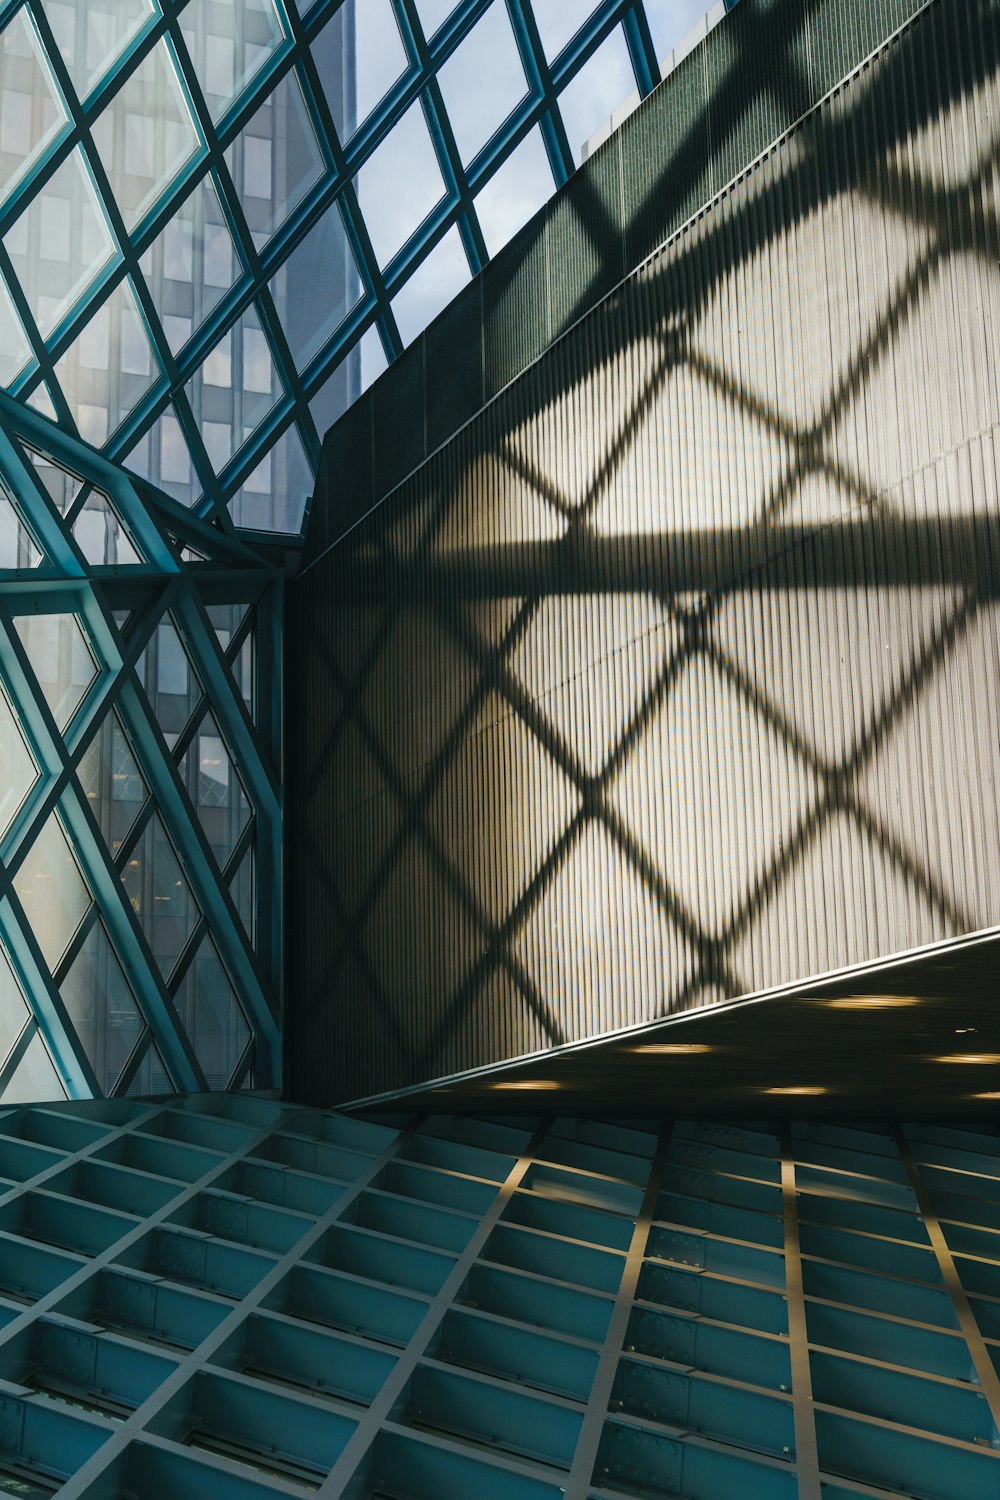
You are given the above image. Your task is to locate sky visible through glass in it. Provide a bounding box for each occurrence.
[0,0,729,536]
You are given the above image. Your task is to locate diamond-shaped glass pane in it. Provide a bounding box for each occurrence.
[189,301,282,477]
[121,812,199,981]
[391,224,470,347]
[71,486,142,565]
[124,1032,171,1096]
[531,0,601,61]
[91,38,201,231]
[269,197,363,371]
[15,612,98,730]
[13,809,92,970]
[0,279,33,386]
[3,146,117,340]
[224,66,324,251]
[0,7,69,205]
[437,1,528,165]
[0,945,31,1068]
[140,172,240,356]
[474,124,553,257]
[60,918,142,1095]
[135,614,203,748]
[228,422,310,533]
[123,402,197,508]
[76,710,147,856]
[53,276,158,445]
[0,485,42,568]
[44,0,157,101]
[179,710,251,871]
[0,682,39,840]
[179,0,287,122]
[24,445,83,514]
[3,1025,66,1103]
[414,0,456,39]
[174,935,250,1089]
[356,100,447,268]
[315,0,408,144]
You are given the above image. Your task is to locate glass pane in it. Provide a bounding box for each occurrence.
[12,809,91,970]
[0,279,33,385]
[135,614,202,748]
[122,403,197,508]
[228,421,311,533]
[3,146,117,339]
[173,936,249,1089]
[315,0,408,144]
[141,173,240,356]
[53,276,158,445]
[60,920,142,1094]
[71,487,142,566]
[121,813,199,981]
[392,225,470,346]
[557,26,636,168]
[269,197,363,371]
[23,446,83,514]
[474,125,553,257]
[205,601,249,653]
[189,301,282,477]
[413,0,457,39]
[0,683,38,840]
[76,711,147,856]
[0,6,68,205]
[90,38,201,230]
[224,67,324,251]
[643,0,714,65]
[178,0,286,123]
[0,486,42,567]
[43,0,157,100]
[356,100,447,268]
[437,1,528,164]
[0,947,29,1068]
[178,710,251,870]
[124,1033,171,1095]
[530,0,601,62]
[15,613,98,730]
[2,1026,66,1103]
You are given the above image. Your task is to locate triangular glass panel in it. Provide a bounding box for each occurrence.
[12,809,93,971]
[0,946,31,1071]
[134,613,204,750]
[178,711,251,870]
[71,489,143,566]
[229,841,253,943]
[24,446,84,515]
[120,812,199,981]
[124,1033,173,1097]
[26,383,57,420]
[206,602,250,652]
[173,934,250,1090]
[0,682,39,840]
[15,613,99,730]
[76,711,148,857]
[0,485,43,568]
[60,919,143,1096]
[2,1027,66,1105]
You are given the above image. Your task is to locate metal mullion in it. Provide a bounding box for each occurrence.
[562,1125,672,1497]
[50,899,100,988]
[314,1121,552,1498]
[895,1126,1000,1432]
[108,1023,152,1098]
[162,811,257,1014]
[505,0,574,188]
[226,1032,254,1090]
[0,112,82,237]
[0,1015,38,1095]
[780,1124,822,1500]
[0,241,44,393]
[622,2,660,96]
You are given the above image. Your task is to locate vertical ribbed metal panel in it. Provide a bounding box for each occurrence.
[288,0,1000,1105]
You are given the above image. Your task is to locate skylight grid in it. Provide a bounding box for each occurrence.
[0,0,736,537]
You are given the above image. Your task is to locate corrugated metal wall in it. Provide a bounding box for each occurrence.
[287,0,1000,1105]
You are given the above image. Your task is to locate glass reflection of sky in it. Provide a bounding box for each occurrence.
[0,0,731,535]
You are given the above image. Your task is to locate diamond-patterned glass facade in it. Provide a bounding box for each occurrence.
[0,392,280,1103]
[0,0,733,538]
